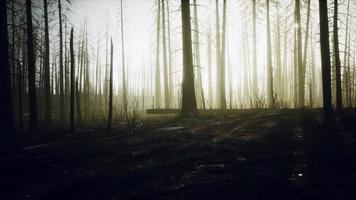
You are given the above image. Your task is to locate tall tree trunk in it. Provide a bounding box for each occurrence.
[275,6,281,102]
[180,0,197,116]
[207,15,213,109]
[166,0,173,108]
[319,0,334,123]
[293,26,298,107]
[219,0,227,109]
[162,0,170,108]
[58,0,65,122]
[333,0,342,112]
[343,0,350,107]
[70,28,75,133]
[121,0,128,112]
[215,0,221,108]
[252,0,258,100]
[155,0,161,109]
[108,39,113,133]
[193,0,205,109]
[0,0,15,136]
[43,0,51,126]
[302,0,311,74]
[26,0,39,133]
[76,78,82,126]
[296,0,304,107]
[266,0,274,108]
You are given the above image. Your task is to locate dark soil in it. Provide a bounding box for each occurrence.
[1,110,356,200]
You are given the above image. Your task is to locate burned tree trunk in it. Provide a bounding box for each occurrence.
[26,0,39,133]
[155,0,161,109]
[70,28,75,133]
[180,0,197,116]
[266,0,274,108]
[107,39,113,133]
[59,0,65,122]
[333,0,342,112]
[43,0,51,126]
[0,0,15,136]
[319,0,334,123]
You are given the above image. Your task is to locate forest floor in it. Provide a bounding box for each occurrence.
[1,110,356,200]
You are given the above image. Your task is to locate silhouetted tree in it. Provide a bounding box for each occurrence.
[0,0,15,136]
[180,0,197,116]
[333,0,342,112]
[155,0,161,109]
[26,0,39,132]
[43,0,51,126]
[120,0,128,112]
[59,0,65,122]
[108,39,113,133]
[266,0,274,108]
[70,28,75,133]
[318,0,334,123]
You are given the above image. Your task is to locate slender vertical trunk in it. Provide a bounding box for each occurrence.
[43,0,51,126]
[219,0,227,109]
[302,0,311,71]
[319,0,334,123]
[0,0,15,136]
[166,0,173,108]
[108,39,113,133]
[215,0,221,108]
[155,0,161,109]
[295,0,304,107]
[252,0,258,100]
[293,25,298,107]
[162,0,170,108]
[266,0,274,108]
[76,78,82,126]
[207,17,213,109]
[59,0,65,122]
[193,0,205,109]
[181,0,197,116]
[343,0,350,107]
[333,0,342,112]
[70,28,75,133]
[275,6,281,102]
[121,0,128,112]
[26,0,39,132]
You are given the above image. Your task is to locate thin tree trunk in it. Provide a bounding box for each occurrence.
[121,0,128,112]
[180,0,197,116]
[275,6,281,102]
[0,0,15,136]
[155,0,161,109]
[166,0,173,108]
[219,0,227,109]
[343,0,350,107]
[333,0,342,112]
[207,15,213,109]
[215,0,221,108]
[108,39,113,133]
[319,0,334,123]
[26,0,39,133]
[252,0,258,100]
[296,0,304,107]
[193,0,205,109]
[43,0,51,126]
[162,0,170,108]
[70,28,75,133]
[266,0,274,108]
[59,0,65,122]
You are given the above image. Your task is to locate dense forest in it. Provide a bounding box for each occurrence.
[1,0,356,199]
